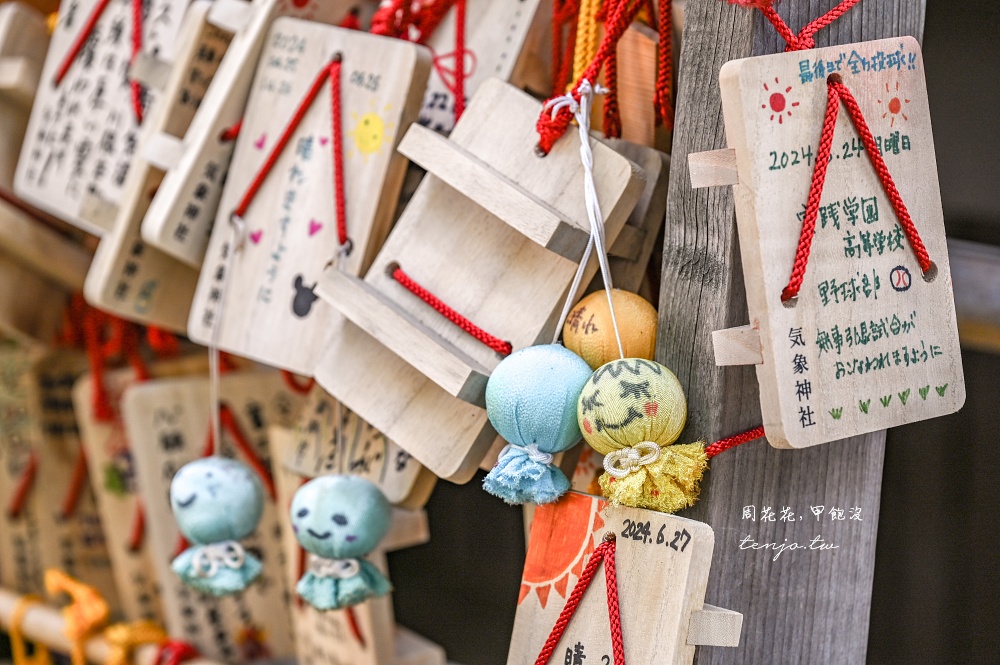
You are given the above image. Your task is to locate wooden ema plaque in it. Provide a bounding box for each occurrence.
[122,370,304,661]
[141,0,355,268]
[15,0,192,235]
[0,347,122,615]
[507,492,741,665]
[187,20,431,374]
[84,1,231,331]
[416,0,542,134]
[73,356,210,623]
[270,427,447,665]
[283,386,438,510]
[314,78,644,482]
[693,37,965,448]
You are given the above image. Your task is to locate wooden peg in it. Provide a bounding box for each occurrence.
[397,124,590,260]
[319,269,492,406]
[77,193,119,235]
[712,324,763,366]
[128,52,173,91]
[686,604,744,647]
[0,57,39,107]
[688,148,738,188]
[142,133,185,172]
[207,0,254,33]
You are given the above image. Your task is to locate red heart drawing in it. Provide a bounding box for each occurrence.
[644,402,659,417]
[319,137,330,146]
[249,230,263,244]
[254,133,266,150]
[308,220,322,236]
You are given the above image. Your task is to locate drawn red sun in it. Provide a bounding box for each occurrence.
[761,78,799,124]
[878,81,910,127]
[518,493,605,609]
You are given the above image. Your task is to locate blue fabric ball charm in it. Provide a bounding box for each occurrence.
[291,475,393,610]
[483,344,594,505]
[169,457,265,596]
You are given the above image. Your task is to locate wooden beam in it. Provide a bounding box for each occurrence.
[657,1,926,663]
[950,238,1000,354]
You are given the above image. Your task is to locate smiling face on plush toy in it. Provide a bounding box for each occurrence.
[170,457,264,544]
[577,358,688,455]
[290,475,391,559]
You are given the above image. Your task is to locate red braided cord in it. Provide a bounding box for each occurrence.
[152,640,199,665]
[370,0,411,38]
[83,308,114,421]
[533,538,625,665]
[413,0,458,43]
[782,78,839,302]
[536,0,644,154]
[745,0,862,52]
[233,57,340,219]
[218,118,242,143]
[329,56,349,249]
[654,0,674,128]
[339,7,362,30]
[58,450,90,519]
[453,0,466,120]
[603,1,623,139]
[280,370,316,395]
[345,606,367,647]
[53,0,114,85]
[146,327,181,357]
[390,266,513,356]
[551,0,579,94]
[782,75,932,302]
[130,0,144,122]
[705,425,765,458]
[127,501,145,552]
[219,403,277,500]
[6,450,38,519]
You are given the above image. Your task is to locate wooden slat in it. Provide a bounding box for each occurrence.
[656,1,926,662]
[398,124,590,260]
[950,238,1000,354]
[319,268,492,406]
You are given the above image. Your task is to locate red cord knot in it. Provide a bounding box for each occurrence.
[786,35,815,52]
[535,93,579,156]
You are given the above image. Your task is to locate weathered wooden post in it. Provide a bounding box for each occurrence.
[659,1,927,663]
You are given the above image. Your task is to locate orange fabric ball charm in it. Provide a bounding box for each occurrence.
[563,289,658,369]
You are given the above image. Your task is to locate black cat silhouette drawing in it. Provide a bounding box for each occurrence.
[292,274,319,318]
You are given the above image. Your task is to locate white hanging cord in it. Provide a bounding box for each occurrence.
[208,215,247,457]
[547,80,625,359]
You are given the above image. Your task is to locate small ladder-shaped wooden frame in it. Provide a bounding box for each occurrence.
[314,78,645,482]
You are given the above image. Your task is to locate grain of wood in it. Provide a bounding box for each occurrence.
[657,1,927,662]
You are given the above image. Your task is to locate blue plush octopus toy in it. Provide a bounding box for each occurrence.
[291,475,392,610]
[169,457,264,596]
[482,344,593,505]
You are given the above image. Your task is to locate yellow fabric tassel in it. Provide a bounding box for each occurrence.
[10,595,53,665]
[571,0,602,86]
[104,621,168,665]
[45,569,109,665]
[598,442,708,514]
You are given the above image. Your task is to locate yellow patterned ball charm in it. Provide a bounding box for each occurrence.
[577,358,708,514]
[563,290,657,370]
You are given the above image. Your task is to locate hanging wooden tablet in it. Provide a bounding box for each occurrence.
[82,1,230,331]
[14,0,193,234]
[186,20,431,374]
[140,0,355,268]
[0,347,122,616]
[416,0,542,134]
[507,492,742,665]
[122,370,304,661]
[282,386,438,510]
[0,3,83,347]
[270,426,447,665]
[692,37,965,448]
[73,355,209,622]
[314,78,644,482]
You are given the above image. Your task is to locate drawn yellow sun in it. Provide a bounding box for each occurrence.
[348,101,394,161]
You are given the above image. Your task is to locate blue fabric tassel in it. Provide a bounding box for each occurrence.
[296,560,392,610]
[483,446,570,504]
[171,546,262,596]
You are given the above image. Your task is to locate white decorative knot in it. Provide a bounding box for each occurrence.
[543,79,608,120]
[192,541,246,578]
[500,443,554,466]
[308,554,361,580]
[603,442,661,479]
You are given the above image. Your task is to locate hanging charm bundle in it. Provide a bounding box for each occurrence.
[563,288,658,370]
[291,475,393,610]
[482,344,593,505]
[169,457,265,595]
